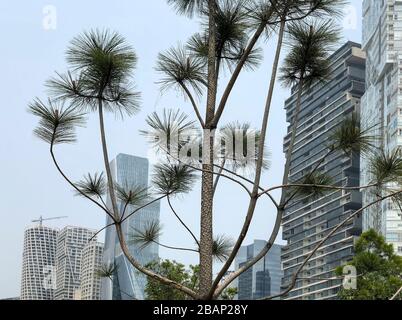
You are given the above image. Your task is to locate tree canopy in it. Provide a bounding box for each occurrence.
[336,230,402,300]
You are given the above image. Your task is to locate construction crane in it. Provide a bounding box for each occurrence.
[32,215,68,227]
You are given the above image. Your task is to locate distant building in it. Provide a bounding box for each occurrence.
[20,225,58,300]
[101,154,160,300]
[79,241,104,300]
[361,0,402,254]
[234,241,283,300]
[281,42,365,300]
[54,226,96,300]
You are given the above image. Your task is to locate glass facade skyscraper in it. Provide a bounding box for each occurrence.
[361,0,402,255]
[281,42,366,300]
[101,154,160,300]
[235,241,283,300]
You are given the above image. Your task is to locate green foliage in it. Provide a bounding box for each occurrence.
[213,235,234,262]
[280,20,340,88]
[143,111,271,174]
[220,287,238,300]
[96,262,118,279]
[142,109,198,152]
[152,163,197,195]
[167,0,207,17]
[129,221,162,250]
[369,150,402,186]
[245,0,275,32]
[75,172,107,198]
[292,171,333,199]
[47,29,140,117]
[219,122,270,171]
[187,0,263,71]
[145,260,199,300]
[336,230,402,300]
[330,114,377,156]
[156,46,207,96]
[278,0,347,19]
[115,183,149,206]
[28,98,86,145]
[145,260,236,300]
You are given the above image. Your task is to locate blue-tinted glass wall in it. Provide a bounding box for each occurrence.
[235,241,283,300]
[101,154,160,300]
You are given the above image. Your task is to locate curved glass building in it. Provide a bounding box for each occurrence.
[101,154,160,300]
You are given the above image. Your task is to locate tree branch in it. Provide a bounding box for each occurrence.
[214,163,279,208]
[167,195,200,247]
[209,0,327,128]
[151,239,199,253]
[98,101,120,221]
[213,73,300,298]
[120,200,130,221]
[115,223,199,299]
[121,195,166,224]
[179,82,205,128]
[49,143,117,223]
[211,22,267,128]
[213,158,226,196]
[213,206,283,298]
[89,222,116,242]
[390,285,402,300]
[259,182,379,198]
[265,189,402,300]
[280,147,335,208]
[159,145,252,196]
[209,16,287,298]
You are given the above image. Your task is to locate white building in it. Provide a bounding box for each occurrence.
[79,241,104,300]
[361,0,402,255]
[20,226,58,300]
[54,226,96,300]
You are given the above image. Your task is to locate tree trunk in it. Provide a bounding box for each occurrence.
[209,19,287,298]
[98,100,119,219]
[212,75,306,298]
[199,0,217,298]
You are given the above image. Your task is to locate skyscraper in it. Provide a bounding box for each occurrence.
[54,226,96,300]
[361,0,402,255]
[281,42,366,300]
[79,241,104,300]
[235,241,283,300]
[101,154,160,300]
[20,225,58,300]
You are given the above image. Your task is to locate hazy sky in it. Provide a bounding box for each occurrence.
[0,0,362,298]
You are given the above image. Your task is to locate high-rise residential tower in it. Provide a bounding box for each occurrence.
[20,225,58,300]
[281,42,366,300]
[54,226,96,300]
[101,154,160,300]
[235,241,283,300]
[361,0,402,254]
[79,241,104,300]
